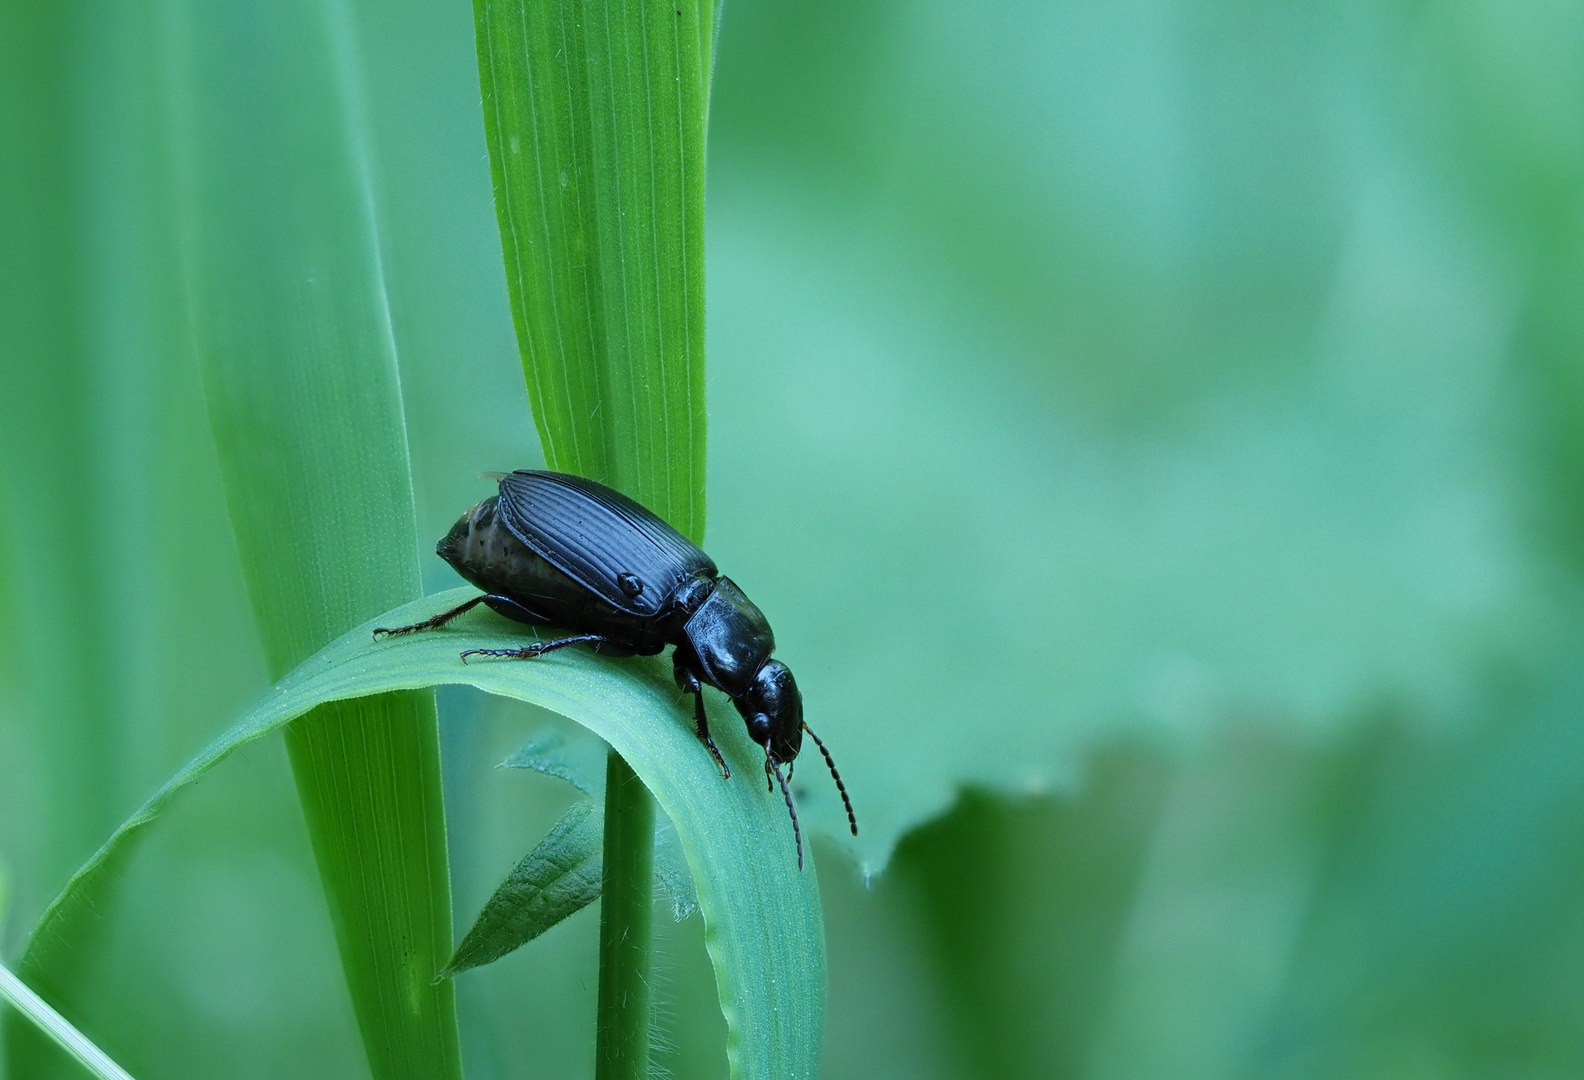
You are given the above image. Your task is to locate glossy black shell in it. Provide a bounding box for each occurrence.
[682,577,775,698]
[496,470,716,617]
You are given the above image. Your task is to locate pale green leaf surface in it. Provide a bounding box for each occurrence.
[23,591,823,1080]
[654,819,700,921]
[443,800,604,978]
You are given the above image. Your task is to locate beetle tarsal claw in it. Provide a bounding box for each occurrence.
[458,646,531,664]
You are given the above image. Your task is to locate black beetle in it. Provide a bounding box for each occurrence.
[374,469,855,868]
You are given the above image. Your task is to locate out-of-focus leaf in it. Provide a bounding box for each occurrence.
[24,591,824,1080]
[502,729,607,794]
[444,800,604,978]
[887,752,1175,1080]
[655,820,699,922]
[1,1,275,1074]
[154,0,461,1075]
[0,0,120,920]
[699,0,1560,871]
[0,965,136,1080]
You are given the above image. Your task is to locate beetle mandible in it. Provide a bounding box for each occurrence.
[373,469,856,868]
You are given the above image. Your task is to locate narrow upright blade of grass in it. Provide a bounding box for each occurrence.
[473,3,719,1079]
[473,0,708,534]
[137,2,460,1077]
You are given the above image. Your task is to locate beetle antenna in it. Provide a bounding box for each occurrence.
[769,751,804,871]
[802,723,858,836]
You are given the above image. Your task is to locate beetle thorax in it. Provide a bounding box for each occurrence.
[681,577,775,699]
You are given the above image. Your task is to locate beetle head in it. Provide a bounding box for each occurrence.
[737,660,803,765]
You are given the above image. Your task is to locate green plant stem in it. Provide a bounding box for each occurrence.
[595,749,655,1080]
[0,965,135,1080]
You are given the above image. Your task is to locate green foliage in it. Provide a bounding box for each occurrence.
[6,0,1584,1077]
[502,730,609,793]
[473,0,709,538]
[469,1,814,1077]
[447,732,700,981]
[0,964,135,1080]
[23,590,826,1080]
[445,733,702,981]
[161,0,461,1076]
[444,800,604,979]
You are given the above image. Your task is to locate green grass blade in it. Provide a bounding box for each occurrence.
[158,1,461,1077]
[443,799,604,979]
[0,966,136,1080]
[23,591,824,1080]
[473,4,721,1076]
[0,0,119,910]
[472,0,708,535]
[596,752,656,1080]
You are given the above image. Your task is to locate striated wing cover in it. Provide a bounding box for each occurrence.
[496,470,716,616]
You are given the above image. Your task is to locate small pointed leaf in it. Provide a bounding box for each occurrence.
[502,731,699,923]
[502,729,609,794]
[443,800,604,978]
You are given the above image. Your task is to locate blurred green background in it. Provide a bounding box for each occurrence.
[5,0,1584,1077]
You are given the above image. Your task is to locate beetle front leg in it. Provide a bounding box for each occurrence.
[691,689,731,779]
[373,594,487,638]
[673,662,730,779]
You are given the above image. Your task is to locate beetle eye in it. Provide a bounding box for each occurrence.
[747,713,772,744]
[617,572,644,598]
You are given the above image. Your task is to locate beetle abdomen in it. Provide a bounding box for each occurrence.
[437,495,669,652]
[438,495,551,596]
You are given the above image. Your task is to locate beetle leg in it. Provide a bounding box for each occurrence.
[673,662,729,778]
[373,594,486,638]
[692,690,731,780]
[460,633,609,663]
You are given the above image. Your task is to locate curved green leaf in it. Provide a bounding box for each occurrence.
[23,590,824,1080]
